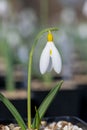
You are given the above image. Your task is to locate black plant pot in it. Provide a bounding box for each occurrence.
[32,90,81,118]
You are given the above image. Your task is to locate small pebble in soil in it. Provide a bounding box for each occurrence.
[5,126,10,130]
[0,124,5,130]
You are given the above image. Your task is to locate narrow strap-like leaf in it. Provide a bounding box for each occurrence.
[39,80,63,118]
[32,80,63,128]
[32,107,41,129]
[0,93,26,130]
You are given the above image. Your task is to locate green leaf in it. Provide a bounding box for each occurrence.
[0,93,26,130]
[32,107,41,129]
[38,80,63,118]
[32,80,63,128]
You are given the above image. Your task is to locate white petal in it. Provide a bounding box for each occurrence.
[51,43,62,73]
[46,57,53,72]
[39,43,50,74]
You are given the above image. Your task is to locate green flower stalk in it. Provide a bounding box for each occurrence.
[27,27,62,129]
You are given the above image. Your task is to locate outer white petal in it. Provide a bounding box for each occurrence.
[39,43,50,74]
[51,42,62,73]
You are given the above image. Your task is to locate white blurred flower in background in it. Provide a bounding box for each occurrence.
[6,31,21,47]
[0,0,9,16]
[82,0,87,17]
[60,8,77,24]
[17,45,28,63]
[17,9,38,38]
[78,23,87,39]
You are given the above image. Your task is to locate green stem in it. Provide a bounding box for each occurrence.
[27,51,33,129]
[27,27,58,129]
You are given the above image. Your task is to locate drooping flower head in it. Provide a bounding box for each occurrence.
[40,31,62,74]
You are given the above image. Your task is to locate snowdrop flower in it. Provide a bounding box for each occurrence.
[40,31,62,74]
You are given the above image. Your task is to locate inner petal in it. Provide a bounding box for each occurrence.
[46,57,53,72]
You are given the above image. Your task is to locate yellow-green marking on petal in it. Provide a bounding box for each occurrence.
[50,49,52,55]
